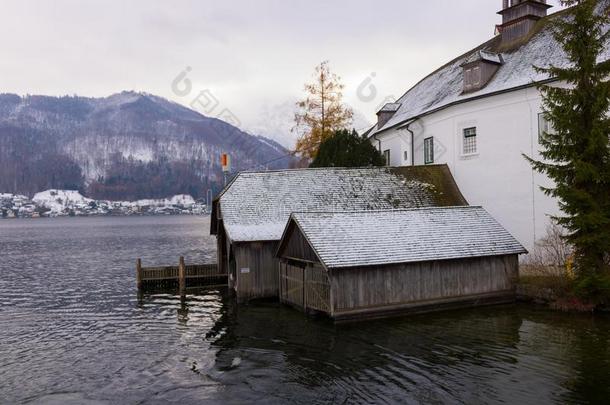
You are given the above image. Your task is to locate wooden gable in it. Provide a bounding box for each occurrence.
[276,219,322,265]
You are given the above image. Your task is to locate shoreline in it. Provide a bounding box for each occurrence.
[0,212,210,220]
[517,279,610,313]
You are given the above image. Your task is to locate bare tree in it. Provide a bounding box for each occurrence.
[293,61,353,159]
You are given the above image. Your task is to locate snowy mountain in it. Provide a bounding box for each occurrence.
[0,91,294,200]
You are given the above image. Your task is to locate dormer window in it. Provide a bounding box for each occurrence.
[376,103,401,129]
[472,66,481,86]
[464,66,481,89]
[462,51,503,94]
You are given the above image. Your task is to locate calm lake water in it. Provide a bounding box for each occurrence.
[1,216,609,404]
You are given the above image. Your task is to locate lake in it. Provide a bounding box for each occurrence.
[1,216,609,404]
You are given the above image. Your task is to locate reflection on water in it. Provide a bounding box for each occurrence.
[1,216,609,404]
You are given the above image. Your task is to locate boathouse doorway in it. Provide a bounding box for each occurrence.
[279,261,331,315]
[228,246,237,291]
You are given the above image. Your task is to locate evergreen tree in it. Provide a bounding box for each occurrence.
[526,0,610,296]
[293,61,353,159]
[310,129,385,168]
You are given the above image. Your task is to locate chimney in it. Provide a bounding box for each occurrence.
[498,0,552,45]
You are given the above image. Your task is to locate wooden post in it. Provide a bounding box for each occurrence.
[136,258,142,290]
[179,256,186,298]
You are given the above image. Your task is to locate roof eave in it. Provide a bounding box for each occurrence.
[327,250,529,270]
[497,0,552,16]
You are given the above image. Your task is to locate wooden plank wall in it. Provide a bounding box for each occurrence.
[305,264,331,313]
[279,262,305,309]
[331,255,519,312]
[279,261,331,314]
[234,241,280,302]
[279,223,320,263]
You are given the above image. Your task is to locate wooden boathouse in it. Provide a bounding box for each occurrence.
[276,207,527,321]
[210,165,467,302]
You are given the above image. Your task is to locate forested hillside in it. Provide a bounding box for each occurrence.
[0,92,292,199]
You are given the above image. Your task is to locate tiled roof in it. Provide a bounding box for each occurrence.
[368,2,610,137]
[289,207,527,269]
[217,166,465,242]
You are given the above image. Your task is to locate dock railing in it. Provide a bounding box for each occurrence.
[136,257,226,295]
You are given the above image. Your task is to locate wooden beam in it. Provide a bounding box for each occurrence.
[136,258,142,290]
[178,256,186,299]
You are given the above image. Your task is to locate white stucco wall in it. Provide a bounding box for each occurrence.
[373,86,561,251]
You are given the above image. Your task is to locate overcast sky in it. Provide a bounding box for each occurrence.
[0,0,565,147]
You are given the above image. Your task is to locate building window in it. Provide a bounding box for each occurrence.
[464,66,482,90]
[538,113,553,141]
[472,67,481,86]
[424,137,434,164]
[383,149,390,166]
[463,127,477,155]
[403,150,408,162]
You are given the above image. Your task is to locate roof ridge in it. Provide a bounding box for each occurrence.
[291,206,479,216]
[238,166,394,174]
[237,163,452,175]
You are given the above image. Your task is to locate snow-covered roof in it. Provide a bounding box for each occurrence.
[462,50,503,66]
[215,166,466,242]
[286,207,527,269]
[378,103,402,113]
[479,50,503,65]
[369,2,610,137]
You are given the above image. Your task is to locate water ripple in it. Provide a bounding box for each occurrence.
[1,217,610,404]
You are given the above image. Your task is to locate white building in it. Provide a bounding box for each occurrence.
[368,0,610,251]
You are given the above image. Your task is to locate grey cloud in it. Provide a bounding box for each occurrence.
[0,0,566,147]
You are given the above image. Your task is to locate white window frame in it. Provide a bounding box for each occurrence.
[462,127,478,156]
[538,112,554,142]
[472,66,481,86]
[383,149,391,166]
[424,137,434,164]
[464,68,472,89]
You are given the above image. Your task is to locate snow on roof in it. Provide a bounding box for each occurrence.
[369,3,610,137]
[378,103,402,113]
[218,167,449,242]
[479,50,503,64]
[462,50,503,66]
[288,207,527,269]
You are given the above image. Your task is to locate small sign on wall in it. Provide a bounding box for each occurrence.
[240,268,250,274]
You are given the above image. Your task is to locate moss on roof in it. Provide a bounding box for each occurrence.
[388,164,468,207]
[210,164,468,239]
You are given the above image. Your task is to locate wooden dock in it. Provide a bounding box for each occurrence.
[136,257,227,295]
